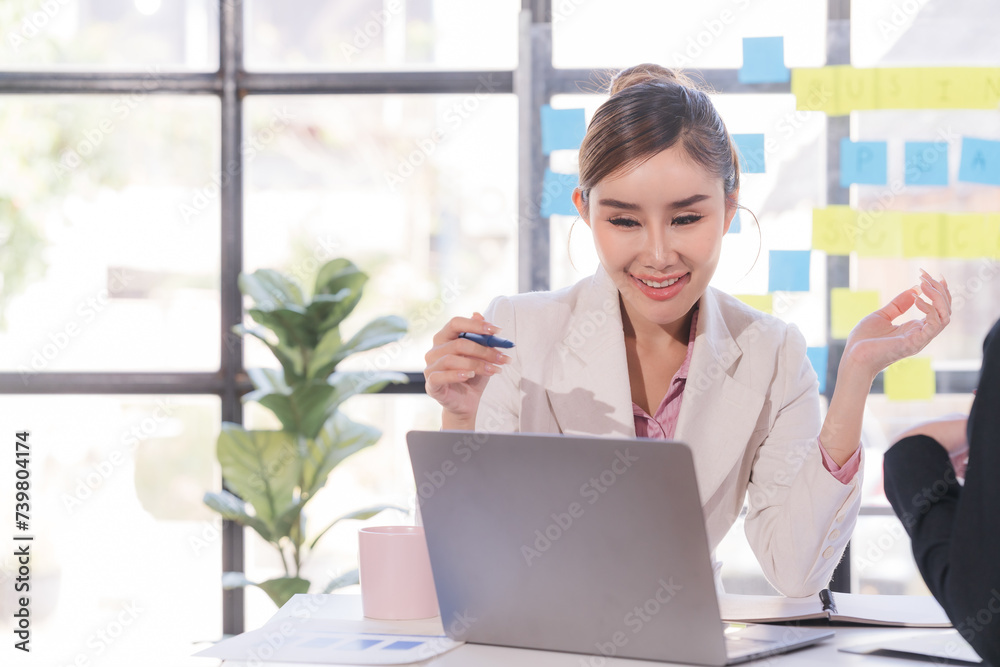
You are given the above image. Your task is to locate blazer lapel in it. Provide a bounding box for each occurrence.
[675,288,766,503]
[543,267,636,438]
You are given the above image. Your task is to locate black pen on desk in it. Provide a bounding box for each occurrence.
[458,332,515,348]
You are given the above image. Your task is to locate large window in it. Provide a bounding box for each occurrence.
[1,2,995,664]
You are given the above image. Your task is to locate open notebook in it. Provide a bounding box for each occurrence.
[719,590,951,627]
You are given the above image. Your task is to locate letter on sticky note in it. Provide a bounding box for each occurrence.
[768,250,811,292]
[876,68,921,110]
[807,347,829,393]
[958,137,1000,186]
[540,105,586,155]
[739,37,790,84]
[884,358,935,401]
[840,139,888,186]
[902,213,945,258]
[905,141,949,186]
[944,213,986,258]
[812,206,857,255]
[540,169,579,217]
[735,294,773,314]
[733,134,766,173]
[855,210,903,257]
[792,68,835,113]
[831,289,880,339]
[837,66,877,113]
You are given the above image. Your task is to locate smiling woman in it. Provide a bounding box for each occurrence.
[423,62,955,599]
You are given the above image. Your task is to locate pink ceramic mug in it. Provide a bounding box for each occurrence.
[358,526,439,620]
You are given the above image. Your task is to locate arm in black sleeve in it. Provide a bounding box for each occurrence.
[883,317,1000,666]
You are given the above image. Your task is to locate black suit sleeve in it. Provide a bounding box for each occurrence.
[883,318,1000,666]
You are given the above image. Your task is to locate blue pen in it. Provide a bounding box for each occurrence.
[459,332,515,348]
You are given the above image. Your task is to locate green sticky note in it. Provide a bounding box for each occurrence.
[735,294,773,314]
[877,68,921,110]
[856,210,903,257]
[812,206,857,255]
[987,213,1000,259]
[902,213,945,258]
[792,68,835,113]
[944,213,987,258]
[884,357,936,401]
[831,289,880,340]
[838,66,877,113]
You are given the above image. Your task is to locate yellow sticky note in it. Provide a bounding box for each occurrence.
[876,68,921,110]
[812,206,857,255]
[944,213,987,258]
[831,289,880,339]
[884,357,936,401]
[986,213,1000,259]
[792,68,836,113]
[921,67,971,109]
[735,294,773,314]
[838,66,877,113]
[855,210,903,257]
[902,213,945,258]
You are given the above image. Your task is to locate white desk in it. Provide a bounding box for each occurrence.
[217,594,969,667]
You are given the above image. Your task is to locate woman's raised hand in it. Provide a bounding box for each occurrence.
[844,270,952,379]
[424,312,511,429]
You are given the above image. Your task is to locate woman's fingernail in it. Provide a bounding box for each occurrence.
[484,364,500,375]
[484,324,500,334]
[460,371,475,379]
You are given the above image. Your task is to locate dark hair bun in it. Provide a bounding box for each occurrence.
[609,63,697,96]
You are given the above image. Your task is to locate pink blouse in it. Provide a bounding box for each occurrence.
[631,309,861,483]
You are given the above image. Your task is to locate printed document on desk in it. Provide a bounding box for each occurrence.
[194,594,463,665]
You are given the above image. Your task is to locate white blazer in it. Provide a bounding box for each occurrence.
[476,266,862,597]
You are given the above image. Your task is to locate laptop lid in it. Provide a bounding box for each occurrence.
[407,430,730,666]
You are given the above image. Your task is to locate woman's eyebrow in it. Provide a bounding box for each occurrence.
[597,194,712,211]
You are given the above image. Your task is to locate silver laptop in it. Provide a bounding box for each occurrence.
[406,430,834,666]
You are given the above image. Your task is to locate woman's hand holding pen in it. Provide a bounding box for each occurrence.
[424,312,512,429]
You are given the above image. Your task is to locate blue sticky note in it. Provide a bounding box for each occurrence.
[768,250,810,292]
[728,209,741,234]
[905,142,949,186]
[540,169,579,217]
[840,139,888,186]
[384,641,424,650]
[540,105,586,155]
[733,134,766,173]
[807,346,829,393]
[738,37,790,84]
[958,137,1000,185]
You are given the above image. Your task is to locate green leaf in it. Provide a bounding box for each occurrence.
[322,569,359,594]
[306,326,344,380]
[307,504,407,551]
[240,269,305,309]
[216,424,299,531]
[248,306,315,350]
[245,367,292,399]
[203,490,273,543]
[325,315,408,373]
[300,412,381,500]
[327,370,409,407]
[314,259,367,297]
[235,325,304,382]
[258,381,337,440]
[257,577,311,608]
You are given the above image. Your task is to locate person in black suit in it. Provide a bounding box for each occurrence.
[884,317,1000,665]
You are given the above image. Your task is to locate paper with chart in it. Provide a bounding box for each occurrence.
[194,617,463,665]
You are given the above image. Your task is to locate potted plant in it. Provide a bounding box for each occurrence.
[203,258,408,608]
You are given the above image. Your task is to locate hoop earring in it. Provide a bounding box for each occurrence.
[735,204,763,281]
[567,219,579,272]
